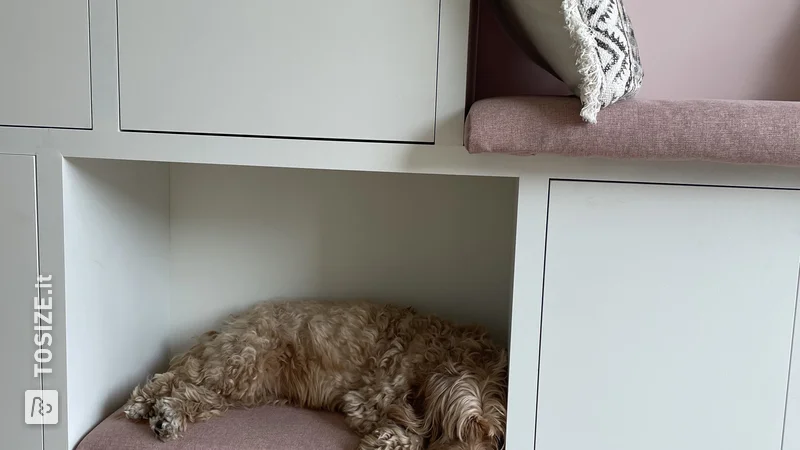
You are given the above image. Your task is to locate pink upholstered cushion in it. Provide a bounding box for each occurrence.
[465,96,800,166]
[76,406,360,450]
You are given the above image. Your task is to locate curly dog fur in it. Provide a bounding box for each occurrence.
[123,299,507,449]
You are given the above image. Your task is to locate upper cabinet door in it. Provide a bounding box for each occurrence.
[536,180,800,450]
[117,0,441,143]
[0,1,92,129]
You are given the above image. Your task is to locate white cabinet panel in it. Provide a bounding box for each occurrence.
[117,0,440,143]
[536,180,800,450]
[0,1,92,128]
[0,155,43,449]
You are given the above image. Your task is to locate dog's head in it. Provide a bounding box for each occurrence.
[421,349,508,450]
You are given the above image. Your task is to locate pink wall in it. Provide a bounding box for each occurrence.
[470,0,800,103]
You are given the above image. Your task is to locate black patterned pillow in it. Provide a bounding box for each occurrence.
[495,0,644,123]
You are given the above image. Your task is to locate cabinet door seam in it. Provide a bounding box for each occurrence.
[550,177,800,193]
[781,259,800,450]
[532,179,553,450]
[33,155,45,450]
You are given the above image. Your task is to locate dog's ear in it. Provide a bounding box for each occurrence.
[421,357,508,447]
[488,348,509,387]
[483,349,509,436]
[421,364,488,442]
[420,366,462,441]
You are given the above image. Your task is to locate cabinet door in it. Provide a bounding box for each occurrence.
[536,180,800,450]
[0,155,43,449]
[0,1,92,128]
[117,0,440,143]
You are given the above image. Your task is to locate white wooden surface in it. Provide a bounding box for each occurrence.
[62,159,171,448]
[0,1,798,450]
[504,175,549,450]
[117,0,440,143]
[434,0,472,146]
[536,180,800,450]
[0,155,42,450]
[0,0,91,129]
[34,154,71,450]
[783,266,800,450]
[168,163,516,352]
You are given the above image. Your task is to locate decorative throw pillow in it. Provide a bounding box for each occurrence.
[494,0,644,123]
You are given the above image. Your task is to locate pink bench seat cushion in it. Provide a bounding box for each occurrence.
[465,96,800,167]
[76,406,360,450]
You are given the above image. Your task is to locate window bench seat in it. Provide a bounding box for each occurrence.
[465,96,800,167]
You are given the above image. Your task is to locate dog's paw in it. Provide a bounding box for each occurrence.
[343,391,378,434]
[149,398,186,441]
[359,425,423,450]
[123,387,153,420]
[124,400,152,420]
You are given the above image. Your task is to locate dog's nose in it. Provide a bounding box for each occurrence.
[155,419,164,430]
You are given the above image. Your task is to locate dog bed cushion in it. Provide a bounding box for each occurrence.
[76,405,360,450]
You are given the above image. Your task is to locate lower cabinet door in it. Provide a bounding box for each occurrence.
[536,180,800,450]
[0,155,43,449]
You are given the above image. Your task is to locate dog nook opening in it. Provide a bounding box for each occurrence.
[63,157,517,449]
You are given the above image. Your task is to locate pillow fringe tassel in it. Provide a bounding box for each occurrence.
[561,0,603,124]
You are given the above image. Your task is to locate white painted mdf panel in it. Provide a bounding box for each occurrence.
[63,159,171,448]
[536,181,800,450]
[117,0,440,142]
[0,155,43,450]
[169,164,516,353]
[0,1,91,128]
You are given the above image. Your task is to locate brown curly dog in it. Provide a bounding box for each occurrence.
[123,299,507,449]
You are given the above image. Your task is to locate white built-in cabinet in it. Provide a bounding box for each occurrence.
[2,1,800,450]
[0,155,42,450]
[0,0,92,128]
[534,180,800,450]
[116,0,441,142]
